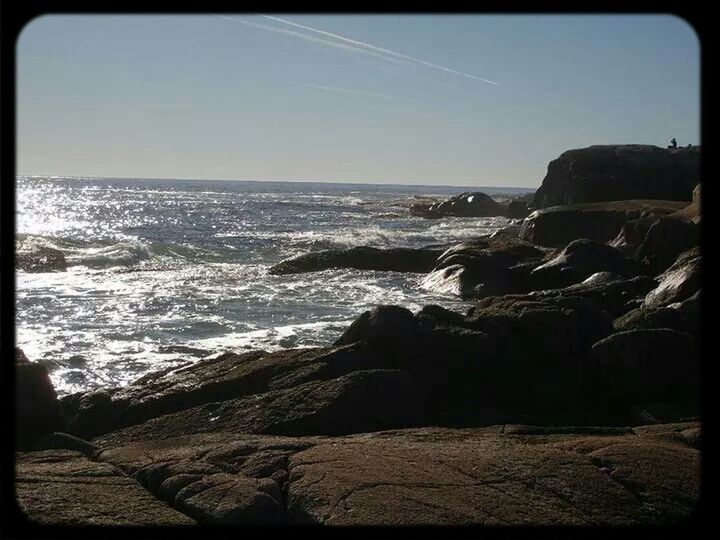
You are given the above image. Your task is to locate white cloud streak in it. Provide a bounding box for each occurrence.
[258,14,499,86]
[216,15,410,66]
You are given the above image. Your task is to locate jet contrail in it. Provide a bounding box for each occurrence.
[216,15,411,66]
[258,14,499,86]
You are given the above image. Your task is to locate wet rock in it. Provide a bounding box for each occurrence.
[15,347,29,363]
[614,291,700,339]
[529,239,648,291]
[421,238,546,298]
[157,345,211,357]
[643,247,701,308]
[16,361,65,450]
[31,432,99,457]
[504,199,532,219]
[410,191,506,218]
[519,200,687,247]
[268,245,444,275]
[633,217,700,275]
[533,144,699,208]
[15,450,195,525]
[528,273,658,316]
[16,245,68,272]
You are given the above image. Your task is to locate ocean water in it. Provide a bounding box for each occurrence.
[15,177,531,396]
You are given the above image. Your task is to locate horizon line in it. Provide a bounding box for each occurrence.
[15,174,536,191]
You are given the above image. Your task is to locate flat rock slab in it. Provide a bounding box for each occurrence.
[15,449,196,526]
[92,423,700,526]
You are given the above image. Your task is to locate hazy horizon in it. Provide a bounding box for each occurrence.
[17,14,700,187]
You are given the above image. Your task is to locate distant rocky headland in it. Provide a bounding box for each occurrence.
[15,144,701,526]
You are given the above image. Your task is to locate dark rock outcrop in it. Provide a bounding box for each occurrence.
[529,239,648,291]
[585,329,699,422]
[268,245,444,275]
[16,360,65,450]
[643,247,701,308]
[334,305,415,346]
[520,200,687,247]
[533,145,699,209]
[93,370,422,447]
[410,191,506,218]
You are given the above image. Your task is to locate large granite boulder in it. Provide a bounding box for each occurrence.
[643,247,701,308]
[585,329,699,423]
[520,200,687,247]
[15,450,195,525]
[533,145,699,208]
[268,245,444,275]
[83,424,700,526]
[464,295,615,419]
[410,191,506,218]
[529,239,648,291]
[16,360,65,450]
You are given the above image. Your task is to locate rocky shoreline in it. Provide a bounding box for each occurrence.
[14,144,702,526]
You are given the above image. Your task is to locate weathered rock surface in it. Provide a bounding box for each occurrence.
[268,245,445,275]
[16,361,65,450]
[410,191,506,218]
[671,183,701,223]
[533,145,699,208]
[84,424,700,526]
[520,200,687,247]
[643,247,701,308]
[15,450,196,525]
[529,239,648,291]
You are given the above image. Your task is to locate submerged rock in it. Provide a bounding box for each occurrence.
[533,144,699,208]
[268,245,444,275]
[16,245,68,273]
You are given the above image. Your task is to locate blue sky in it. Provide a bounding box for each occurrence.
[16,14,699,187]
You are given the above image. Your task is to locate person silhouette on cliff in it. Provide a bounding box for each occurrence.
[670,138,677,148]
